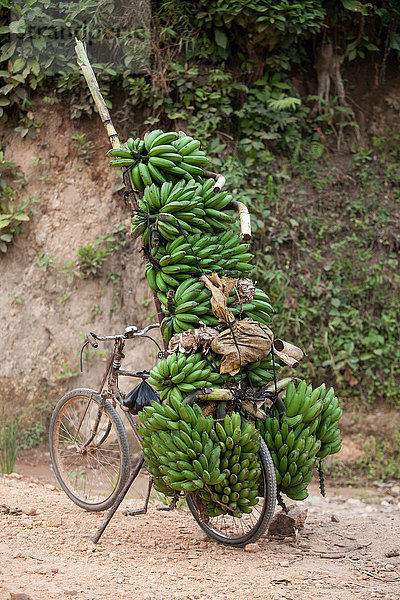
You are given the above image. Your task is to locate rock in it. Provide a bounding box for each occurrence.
[245,543,260,552]
[331,514,339,522]
[9,593,32,600]
[385,549,400,558]
[279,560,290,567]
[199,541,208,549]
[47,515,62,527]
[44,484,57,491]
[9,472,23,480]
[391,485,400,496]
[21,519,32,528]
[22,508,38,516]
[63,589,78,596]
[268,505,308,537]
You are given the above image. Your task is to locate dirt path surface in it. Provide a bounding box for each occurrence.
[1,472,400,600]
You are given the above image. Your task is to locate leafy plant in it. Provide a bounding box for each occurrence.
[77,243,109,279]
[71,133,95,164]
[19,423,45,450]
[35,252,57,268]
[56,363,79,379]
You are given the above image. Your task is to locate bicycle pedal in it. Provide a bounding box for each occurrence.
[123,508,147,517]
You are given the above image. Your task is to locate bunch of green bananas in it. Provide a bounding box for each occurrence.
[138,401,262,518]
[132,180,207,244]
[146,230,254,286]
[203,413,262,517]
[138,399,224,495]
[108,131,210,191]
[259,380,342,501]
[315,386,342,459]
[242,358,276,387]
[198,179,235,232]
[227,287,273,326]
[148,352,223,403]
[260,415,321,501]
[158,280,217,341]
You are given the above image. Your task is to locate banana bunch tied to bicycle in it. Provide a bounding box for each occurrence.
[110,129,343,512]
[138,397,262,518]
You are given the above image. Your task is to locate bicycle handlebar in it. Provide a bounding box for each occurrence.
[86,323,160,347]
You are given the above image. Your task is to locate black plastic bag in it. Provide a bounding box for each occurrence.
[123,379,161,415]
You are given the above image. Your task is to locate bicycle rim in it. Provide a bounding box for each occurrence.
[186,439,277,547]
[49,388,131,512]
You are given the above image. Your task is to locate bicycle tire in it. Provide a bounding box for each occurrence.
[186,438,276,547]
[49,388,132,512]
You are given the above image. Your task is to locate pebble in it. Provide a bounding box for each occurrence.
[22,508,38,516]
[331,514,339,522]
[9,473,23,480]
[346,498,363,506]
[9,594,32,600]
[63,589,78,596]
[47,515,62,527]
[44,484,57,491]
[245,543,260,553]
[21,519,32,528]
[199,541,208,549]
[279,560,290,567]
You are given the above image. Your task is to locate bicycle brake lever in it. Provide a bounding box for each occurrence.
[87,332,98,348]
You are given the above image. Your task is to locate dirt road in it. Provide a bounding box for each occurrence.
[1,472,399,600]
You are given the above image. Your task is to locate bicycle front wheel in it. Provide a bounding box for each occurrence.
[49,388,131,512]
[186,439,276,547]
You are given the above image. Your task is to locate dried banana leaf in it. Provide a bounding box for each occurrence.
[211,318,274,375]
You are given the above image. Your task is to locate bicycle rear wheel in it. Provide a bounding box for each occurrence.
[49,388,131,512]
[186,439,276,547]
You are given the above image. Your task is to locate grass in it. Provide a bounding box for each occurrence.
[0,404,19,474]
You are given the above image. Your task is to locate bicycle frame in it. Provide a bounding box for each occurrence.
[79,325,162,453]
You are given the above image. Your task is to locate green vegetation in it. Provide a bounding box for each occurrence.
[77,224,128,278]
[0,404,19,474]
[19,423,45,450]
[325,430,400,482]
[0,151,39,252]
[56,363,79,379]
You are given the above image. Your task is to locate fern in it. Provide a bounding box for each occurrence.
[268,97,301,111]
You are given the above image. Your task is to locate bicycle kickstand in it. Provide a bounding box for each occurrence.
[123,476,153,517]
[92,457,144,544]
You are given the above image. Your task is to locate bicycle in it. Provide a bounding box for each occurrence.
[49,323,277,547]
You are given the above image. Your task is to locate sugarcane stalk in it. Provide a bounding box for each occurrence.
[227,200,252,241]
[74,39,120,149]
[183,388,234,405]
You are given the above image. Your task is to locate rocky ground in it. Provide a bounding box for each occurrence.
[1,470,400,600]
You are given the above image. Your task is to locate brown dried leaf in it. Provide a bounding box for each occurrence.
[200,273,237,324]
[211,318,274,375]
[167,325,219,355]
